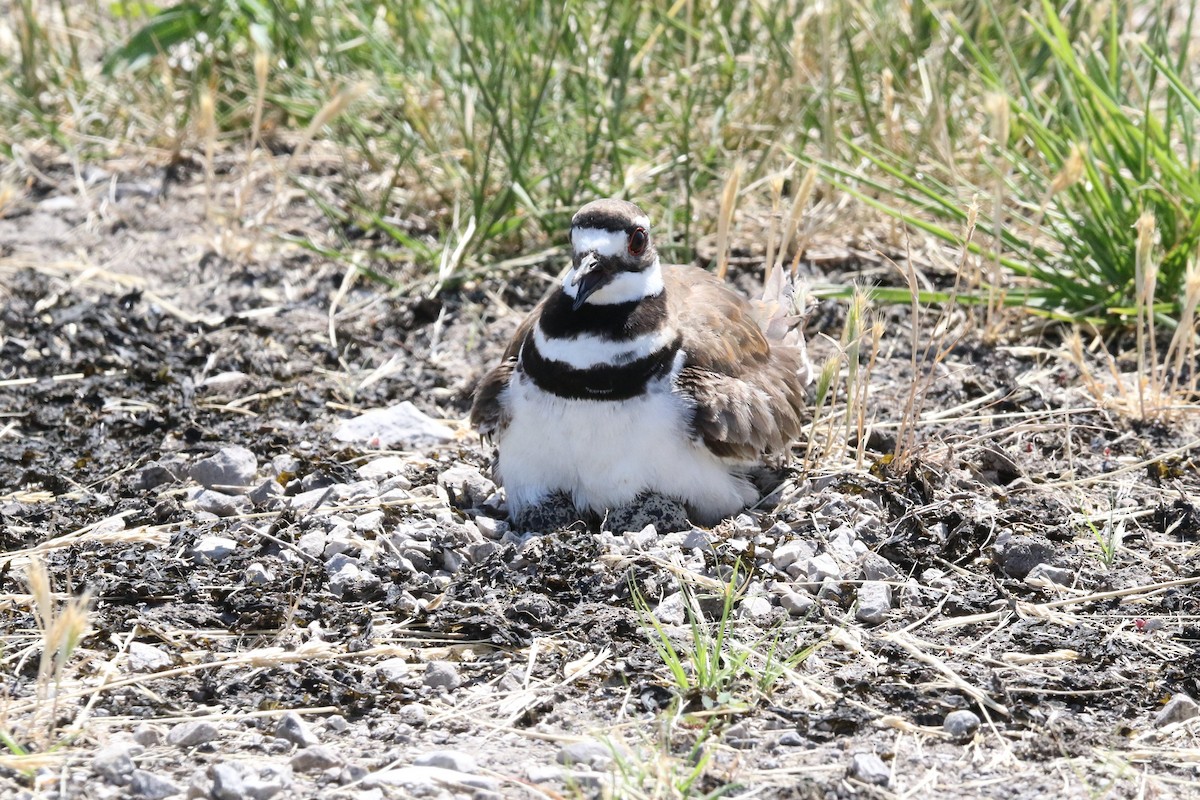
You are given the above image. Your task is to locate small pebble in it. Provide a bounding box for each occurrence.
[127,642,172,672]
[275,712,320,748]
[210,763,245,800]
[992,533,1055,579]
[190,490,244,518]
[92,744,137,784]
[780,591,816,617]
[1155,693,1200,727]
[129,770,181,800]
[859,552,899,581]
[167,720,218,748]
[773,539,816,571]
[653,592,686,625]
[375,658,411,685]
[423,661,462,690]
[245,562,273,585]
[132,724,163,747]
[855,580,893,625]
[191,535,237,564]
[847,752,890,786]
[777,731,804,747]
[943,709,981,742]
[354,510,385,532]
[398,704,428,726]
[414,750,478,773]
[556,740,613,769]
[438,464,496,509]
[247,479,284,508]
[290,745,344,772]
[1024,562,1074,588]
[356,456,409,480]
[806,553,841,583]
[739,595,774,621]
[190,446,258,492]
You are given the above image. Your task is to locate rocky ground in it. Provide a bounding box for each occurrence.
[1,162,1199,799]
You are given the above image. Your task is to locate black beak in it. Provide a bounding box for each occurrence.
[570,252,611,310]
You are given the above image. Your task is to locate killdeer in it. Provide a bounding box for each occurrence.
[471,199,812,527]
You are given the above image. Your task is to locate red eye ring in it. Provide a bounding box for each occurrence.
[628,227,648,256]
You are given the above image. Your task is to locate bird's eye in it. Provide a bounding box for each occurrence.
[628,227,648,256]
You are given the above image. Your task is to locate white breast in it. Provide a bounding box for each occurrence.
[496,358,757,526]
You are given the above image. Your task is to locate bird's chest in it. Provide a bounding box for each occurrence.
[498,361,694,483]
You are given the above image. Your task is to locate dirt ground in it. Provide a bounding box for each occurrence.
[1,159,1199,799]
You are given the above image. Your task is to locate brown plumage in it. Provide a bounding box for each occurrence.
[471,262,810,463]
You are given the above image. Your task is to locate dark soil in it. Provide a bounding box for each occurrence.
[1,163,1199,799]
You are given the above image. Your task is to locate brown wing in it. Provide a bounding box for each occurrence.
[469,300,541,436]
[665,265,809,462]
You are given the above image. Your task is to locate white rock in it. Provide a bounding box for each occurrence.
[167,720,218,748]
[245,562,273,585]
[653,592,686,625]
[855,581,893,625]
[739,595,774,621]
[624,525,658,550]
[356,456,410,480]
[1155,693,1200,727]
[423,660,462,690]
[199,371,249,391]
[780,591,815,617]
[414,750,478,773]
[190,446,258,493]
[333,402,454,447]
[806,553,841,583]
[354,509,385,533]
[362,766,497,793]
[1025,562,1074,588]
[773,539,816,570]
[190,489,244,517]
[92,743,138,783]
[827,525,858,562]
[193,536,237,564]
[275,712,320,748]
[127,642,172,672]
[375,658,411,685]
[437,464,496,509]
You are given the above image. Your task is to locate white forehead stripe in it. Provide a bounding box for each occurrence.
[562,258,664,305]
[571,227,628,257]
[533,323,678,369]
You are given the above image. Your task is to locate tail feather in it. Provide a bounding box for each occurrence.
[751,264,815,386]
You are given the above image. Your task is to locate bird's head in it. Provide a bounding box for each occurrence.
[564,199,660,310]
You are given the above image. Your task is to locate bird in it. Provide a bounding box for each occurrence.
[470,198,812,528]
